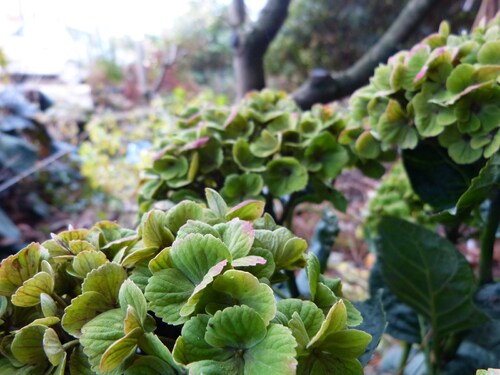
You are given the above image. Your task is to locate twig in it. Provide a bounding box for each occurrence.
[0,147,71,194]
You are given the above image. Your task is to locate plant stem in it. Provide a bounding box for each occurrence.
[418,314,436,375]
[286,270,300,297]
[51,293,68,308]
[62,339,79,351]
[479,191,500,286]
[272,286,288,299]
[396,341,411,375]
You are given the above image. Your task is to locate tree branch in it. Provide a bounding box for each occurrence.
[248,0,291,56]
[292,0,435,109]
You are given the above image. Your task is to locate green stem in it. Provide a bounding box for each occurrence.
[479,191,500,286]
[51,293,68,308]
[264,193,277,222]
[396,341,411,375]
[418,315,437,375]
[62,339,79,351]
[286,270,300,297]
[272,286,288,299]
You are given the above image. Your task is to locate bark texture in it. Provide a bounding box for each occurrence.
[231,0,291,98]
[291,0,436,109]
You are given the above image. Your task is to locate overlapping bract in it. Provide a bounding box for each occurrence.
[0,191,369,374]
[348,17,500,164]
[139,89,351,212]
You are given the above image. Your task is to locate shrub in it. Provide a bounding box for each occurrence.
[347,18,500,165]
[138,89,372,220]
[0,190,373,374]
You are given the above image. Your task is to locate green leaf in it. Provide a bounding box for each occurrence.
[402,140,483,211]
[265,157,308,196]
[275,237,308,270]
[218,219,255,259]
[478,41,500,64]
[243,324,297,375]
[177,220,220,241]
[308,300,347,349]
[452,154,500,215]
[42,328,64,366]
[11,324,48,365]
[145,269,194,325]
[377,217,489,337]
[119,279,147,322]
[138,333,182,372]
[233,138,266,172]
[71,251,108,278]
[81,263,127,306]
[0,243,48,296]
[62,291,112,338]
[121,246,158,268]
[170,234,231,282]
[11,271,54,307]
[124,356,176,375]
[40,293,57,317]
[446,64,475,93]
[80,308,126,374]
[305,132,348,178]
[69,346,93,375]
[353,292,387,366]
[355,131,381,159]
[205,305,267,349]
[221,174,264,204]
[100,327,142,372]
[152,155,188,180]
[225,200,265,221]
[369,262,420,343]
[142,210,175,249]
[165,201,203,235]
[306,253,321,299]
[205,188,228,218]
[173,315,229,364]
[318,330,372,358]
[212,270,276,324]
[276,299,324,339]
[250,130,281,157]
[181,259,228,316]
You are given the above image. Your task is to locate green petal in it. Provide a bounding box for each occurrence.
[265,157,308,196]
[11,324,47,365]
[43,328,64,366]
[80,309,127,374]
[233,138,266,172]
[100,327,142,372]
[250,130,281,157]
[173,315,229,364]
[225,200,265,221]
[0,243,48,296]
[277,299,324,339]
[217,219,255,259]
[205,305,267,349]
[305,132,348,178]
[71,251,108,278]
[212,270,276,324]
[11,271,54,307]
[244,324,297,375]
[141,210,175,249]
[81,263,127,306]
[62,291,112,338]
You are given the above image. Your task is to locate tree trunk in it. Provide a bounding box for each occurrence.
[233,41,266,97]
[231,0,291,98]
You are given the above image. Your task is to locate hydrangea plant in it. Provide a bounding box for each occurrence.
[347,16,500,165]
[138,90,360,221]
[0,190,372,374]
